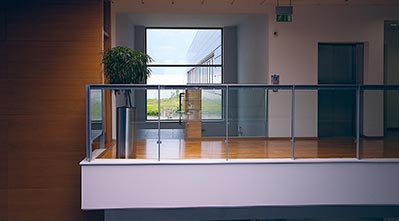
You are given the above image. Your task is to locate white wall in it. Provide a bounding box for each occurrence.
[236,15,268,137]
[268,5,399,137]
[237,15,268,84]
[112,13,269,137]
[82,160,399,209]
[111,4,399,138]
[115,14,135,49]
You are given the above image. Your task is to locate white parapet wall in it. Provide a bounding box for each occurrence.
[81,159,399,210]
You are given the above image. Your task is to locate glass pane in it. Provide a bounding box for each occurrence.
[147,67,222,120]
[295,88,357,159]
[227,87,291,159]
[146,88,223,121]
[146,28,222,65]
[187,66,222,84]
[89,89,103,151]
[158,86,226,160]
[147,66,222,85]
[361,89,399,158]
[147,67,187,85]
[202,89,222,120]
[147,89,184,121]
[90,89,102,121]
[96,88,159,160]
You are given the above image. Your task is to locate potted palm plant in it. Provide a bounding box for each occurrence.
[103,46,152,158]
[103,46,152,106]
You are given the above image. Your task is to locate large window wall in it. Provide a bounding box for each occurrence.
[145,28,223,120]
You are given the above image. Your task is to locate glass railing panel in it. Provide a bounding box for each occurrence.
[196,87,226,159]
[264,88,293,159]
[89,89,103,151]
[157,86,226,160]
[383,87,399,158]
[293,87,359,159]
[226,86,291,159]
[314,88,357,158]
[95,87,159,160]
[131,87,158,160]
[90,89,103,123]
[293,89,319,158]
[156,87,186,160]
[361,88,399,158]
[86,84,399,161]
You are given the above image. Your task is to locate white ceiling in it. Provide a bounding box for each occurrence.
[112,0,399,14]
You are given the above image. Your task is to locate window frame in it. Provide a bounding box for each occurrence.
[144,27,224,122]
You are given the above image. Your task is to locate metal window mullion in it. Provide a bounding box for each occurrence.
[148,64,222,68]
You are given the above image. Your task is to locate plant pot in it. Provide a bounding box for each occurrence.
[115,89,135,108]
[116,106,136,158]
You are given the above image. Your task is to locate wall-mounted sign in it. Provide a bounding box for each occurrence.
[276,5,293,22]
[276,14,292,22]
[271,74,280,92]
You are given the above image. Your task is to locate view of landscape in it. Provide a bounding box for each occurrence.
[146,89,222,120]
[146,28,223,120]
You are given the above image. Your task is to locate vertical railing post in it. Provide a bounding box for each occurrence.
[291,85,295,160]
[225,85,229,161]
[356,85,360,160]
[157,85,161,161]
[85,85,92,161]
[265,89,268,137]
[99,88,105,149]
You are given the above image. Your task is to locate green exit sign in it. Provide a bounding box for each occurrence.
[276,14,292,22]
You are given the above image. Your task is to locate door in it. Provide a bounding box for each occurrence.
[384,21,399,131]
[318,43,363,137]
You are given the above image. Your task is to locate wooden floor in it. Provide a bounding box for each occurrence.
[98,135,399,160]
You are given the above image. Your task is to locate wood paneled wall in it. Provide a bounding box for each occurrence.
[1,1,103,220]
[1,6,8,221]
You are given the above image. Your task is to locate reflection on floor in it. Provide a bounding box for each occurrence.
[137,129,184,139]
[98,130,399,160]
